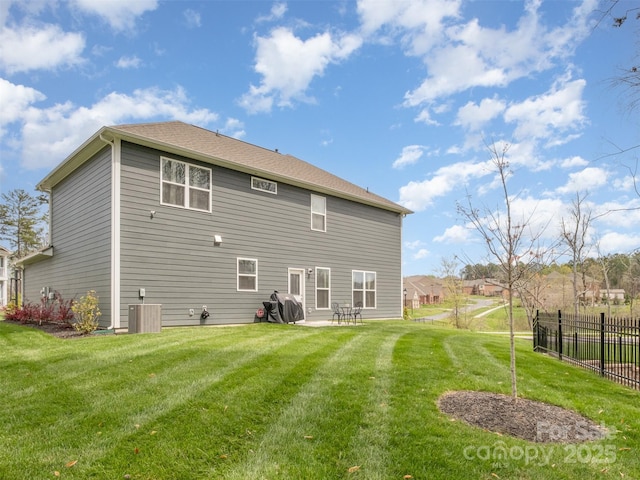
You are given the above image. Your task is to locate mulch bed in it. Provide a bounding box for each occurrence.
[3,319,95,339]
[438,390,608,443]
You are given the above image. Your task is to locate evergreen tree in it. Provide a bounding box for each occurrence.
[0,189,48,258]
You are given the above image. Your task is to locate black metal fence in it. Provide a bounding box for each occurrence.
[533,310,639,390]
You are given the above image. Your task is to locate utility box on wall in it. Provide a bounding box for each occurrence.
[128,304,162,333]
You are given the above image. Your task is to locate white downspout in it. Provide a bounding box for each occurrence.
[99,134,121,330]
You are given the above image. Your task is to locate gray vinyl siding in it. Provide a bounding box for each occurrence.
[119,142,403,326]
[22,147,112,323]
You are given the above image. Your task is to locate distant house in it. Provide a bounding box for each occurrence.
[0,246,10,306]
[603,289,626,303]
[17,121,412,328]
[403,275,444,307]
[462,278,506,298]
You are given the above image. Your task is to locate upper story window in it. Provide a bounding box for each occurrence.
[161,157,211,212]
[237,258,258,291]
[353,270,376,308]
[311,194,326,232]
[251,176,277,194]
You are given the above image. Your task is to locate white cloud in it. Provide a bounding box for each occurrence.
[398,158,494,211]
[0,23,85,74]
[433,224,473,243]
[69,0,158,32]
[357,0,460,52]
[612,175,637,192]
[19,86,219,170]
[0,78,46,135]
[594,199,640,228]
[115,55,142,69]
[222,117,246,139]
[392,145,424,169]
[454,96,506,131]
[556,167,608,195]
[401,0,594,111]
[504,74,587,143]
[509,196,568,240]
[597,231,640,254]
[405,239,425,250]
[413,248,430,260]
[239,27,362,113]
[183,9,201,28]
[256,3,287,23]
[560,155,588,168]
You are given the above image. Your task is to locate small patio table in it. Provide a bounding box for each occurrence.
[340,304,353,324]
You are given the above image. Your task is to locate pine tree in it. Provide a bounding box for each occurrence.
[0,189,48,258]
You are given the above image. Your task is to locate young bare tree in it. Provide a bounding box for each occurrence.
[440,256,467,329]
[513,263,547,330]
[595,241,613,318]
[458,142,553,399]
[560,192,593,316]
[625,251,640,317]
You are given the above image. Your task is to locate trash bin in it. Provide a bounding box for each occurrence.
[128,304,162,333]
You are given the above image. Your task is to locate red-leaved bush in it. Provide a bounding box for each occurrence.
[3,292,75,327]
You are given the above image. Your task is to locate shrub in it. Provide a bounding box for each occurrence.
[3,301,20,321]
[50,291,75,326]
[72,290,101,334]
[4,292,76,327]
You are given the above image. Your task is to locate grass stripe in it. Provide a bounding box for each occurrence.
[220,332,374,479]
[344,332,402,479]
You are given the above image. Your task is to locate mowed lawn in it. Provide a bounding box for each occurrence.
[0,320,638,480]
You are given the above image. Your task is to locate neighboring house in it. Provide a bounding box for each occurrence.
[462,278,505,297]
[603,289,626,303]
[0,246,10,306]
[403,275,444,307]
[17,121,412,328]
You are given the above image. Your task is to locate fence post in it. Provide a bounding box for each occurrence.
[533,310,538,351]
[600,312,606,377]
[558,310,562,361]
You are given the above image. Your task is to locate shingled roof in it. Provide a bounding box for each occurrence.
[39,121,412,215]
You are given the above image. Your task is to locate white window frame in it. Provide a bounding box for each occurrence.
[160,157,212,212]
[310,194,326,232]
[315,267,331,310]
[352,270,376,309]
[237,258,258,292]
[251,176,277,194]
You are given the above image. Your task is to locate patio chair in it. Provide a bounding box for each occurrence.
[331,302,342,324]
[352,302,363,324]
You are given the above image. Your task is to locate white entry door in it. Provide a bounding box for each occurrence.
[288,268,305,320]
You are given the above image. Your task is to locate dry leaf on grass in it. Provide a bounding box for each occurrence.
[348,465,360,473]
[65,460,77,468]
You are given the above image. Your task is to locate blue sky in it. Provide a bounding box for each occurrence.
[1,0,638,275]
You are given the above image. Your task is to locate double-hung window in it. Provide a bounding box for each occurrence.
[237,258,258,291]
[315,267,330,309]
[161,157,211,212]
[352,270,376,308]
[311,194,326,231]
